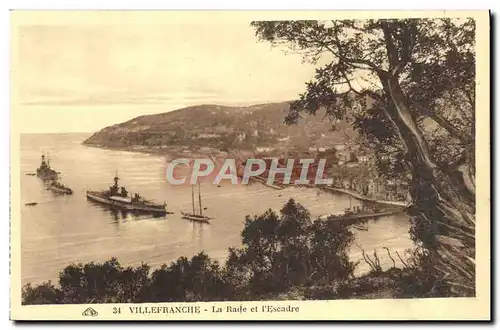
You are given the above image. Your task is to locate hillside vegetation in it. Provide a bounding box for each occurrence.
[82,102,356,153]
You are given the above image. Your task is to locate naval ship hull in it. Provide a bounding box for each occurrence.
[37,171,59,181]
[49,186,73,195]
[86,191,167,215]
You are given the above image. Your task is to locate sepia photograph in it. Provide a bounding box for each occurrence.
[9,10,490,320]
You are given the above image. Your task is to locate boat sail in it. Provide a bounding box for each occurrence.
[181,182,212,222]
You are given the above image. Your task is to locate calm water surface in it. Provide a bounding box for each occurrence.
[20,133,415,286]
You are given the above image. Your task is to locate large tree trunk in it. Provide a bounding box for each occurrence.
[382,73,475,296]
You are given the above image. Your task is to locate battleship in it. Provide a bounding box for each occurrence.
[86,175,167,215]
[36,154,59,181]
[48,181,73,195]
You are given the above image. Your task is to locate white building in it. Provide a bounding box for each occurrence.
[358,155,370,163]
[199,147,214,153]
[237,133,246,142]
[198,133,221,139]
[256,146,274,153]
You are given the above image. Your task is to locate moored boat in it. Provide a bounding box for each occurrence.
[181,182,212,223]
[181,211,211,223]
[86,175,167,215]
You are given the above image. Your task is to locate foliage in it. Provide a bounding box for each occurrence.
[224,199,357,297]
[391,246,453,298]
[22,200,453,304]
[149,253,231,302]
[251,18,476,295]
[49,258,150,304]
[83,102,349,154]
[21,281,62,305]
[22,199,360,304]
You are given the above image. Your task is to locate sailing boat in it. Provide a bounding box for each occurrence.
[181,182,212,223]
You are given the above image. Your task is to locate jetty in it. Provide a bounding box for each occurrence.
[249,175,285,190]
[319,209,405,225]
[317,186,410,209]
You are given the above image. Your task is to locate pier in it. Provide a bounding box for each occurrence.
[317,186,410,209]
[319,209,405,226]
[249,175,285,190]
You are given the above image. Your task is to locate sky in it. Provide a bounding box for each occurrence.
[11,13,318,133]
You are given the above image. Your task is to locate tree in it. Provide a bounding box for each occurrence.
[22,281,62,305]
[149,253,230,302]
[252,18,475,296]
[57,258,149,304]
[225,198,356,297]
[309,218,357,284]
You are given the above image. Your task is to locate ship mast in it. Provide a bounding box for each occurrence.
[114,170,119,187]
[191,184,195,214]
[198,181,203,216]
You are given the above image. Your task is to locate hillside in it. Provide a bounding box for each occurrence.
[82,101,357,155]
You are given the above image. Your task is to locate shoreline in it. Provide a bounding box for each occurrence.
[81,142,253,161]
[82,142,411,209]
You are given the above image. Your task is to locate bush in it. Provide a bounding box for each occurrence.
[21,199,372,303]
[391,246,452,298]
[225,199,357,297]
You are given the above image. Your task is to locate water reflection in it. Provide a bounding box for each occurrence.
[191,221,205,248]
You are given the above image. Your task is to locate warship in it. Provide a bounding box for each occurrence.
[36,154,59,181]
[86,175,167,215]
[48,181,73,195]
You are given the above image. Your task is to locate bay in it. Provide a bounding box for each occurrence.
[20,133,415,286]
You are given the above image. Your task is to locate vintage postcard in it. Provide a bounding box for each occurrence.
[9,10,490,321]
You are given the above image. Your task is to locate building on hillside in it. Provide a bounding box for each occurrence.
[278,136,290,142]
[308,146,328,153]
[237,133,246,142]
[198,133,221,139]
[336,150,351,164]
[334,144,347,151]
[256,146,274,153]
[199,147,215,153]
[358,155,370,163]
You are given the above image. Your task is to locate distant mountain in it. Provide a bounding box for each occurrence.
[82,101,357,154]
